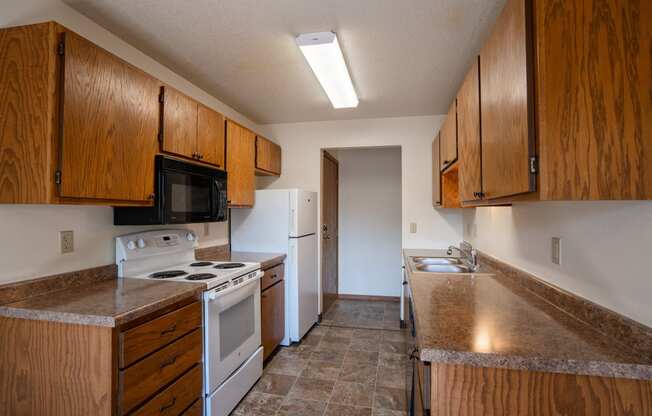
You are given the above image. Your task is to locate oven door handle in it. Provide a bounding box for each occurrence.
[207,270,263,301]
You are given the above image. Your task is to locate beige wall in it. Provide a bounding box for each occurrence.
[464,202,652,327]
[0,0,263,283]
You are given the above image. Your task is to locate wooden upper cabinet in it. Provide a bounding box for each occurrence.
[535,0,652,200]
[161,86,198,160]
[480,0,535,200]
[255,136,281,176]
[197,104,225,168]
[440,101,457,171]
[432,135,441,207]
[60,32,159,203]
[226,120,255,207]
[457,57,482,202]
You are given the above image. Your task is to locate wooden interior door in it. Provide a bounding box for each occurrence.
[196,103,225,168]
[225,120,255,207]
[321,151,339,315]
[458,57,483,202]
[161,86,198,160]
[480,0,535,199]
[60,31,159,202]
[432,135,441,206]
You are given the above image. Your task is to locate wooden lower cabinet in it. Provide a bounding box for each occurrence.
[261,263,285,361]
[0,298,203,416]
[423,362,652,416]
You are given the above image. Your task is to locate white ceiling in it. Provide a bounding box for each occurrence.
[64,0,504,124]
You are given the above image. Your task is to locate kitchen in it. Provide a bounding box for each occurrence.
[0,0,651,415]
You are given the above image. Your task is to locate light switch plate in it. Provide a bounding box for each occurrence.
[409,222,417,233]
[60,230,74,254]
[552,237,561,265]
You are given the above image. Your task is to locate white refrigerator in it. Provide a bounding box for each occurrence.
[231,189,319,345]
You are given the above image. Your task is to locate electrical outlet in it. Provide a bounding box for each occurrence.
[552,237,561,265]
[60,230,74,254]
[410,222,417,233]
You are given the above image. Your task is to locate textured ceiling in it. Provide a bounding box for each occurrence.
[64,0,504,124]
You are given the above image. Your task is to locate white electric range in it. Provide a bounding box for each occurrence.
[116,229,264,416]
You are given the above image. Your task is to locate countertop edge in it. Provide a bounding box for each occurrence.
[0,306,116,327]
[418,348,652,381]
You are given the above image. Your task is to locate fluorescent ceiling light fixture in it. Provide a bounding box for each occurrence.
[296,32,359,109]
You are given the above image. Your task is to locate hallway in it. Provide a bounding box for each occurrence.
[233,300,408,415]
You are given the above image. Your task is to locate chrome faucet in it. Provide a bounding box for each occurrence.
[447,242,480,272]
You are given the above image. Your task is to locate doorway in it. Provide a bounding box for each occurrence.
[321,150,339,315]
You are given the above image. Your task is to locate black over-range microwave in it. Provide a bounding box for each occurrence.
[114,156,227,225]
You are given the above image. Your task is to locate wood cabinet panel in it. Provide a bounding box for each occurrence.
[535,0,652,200]
[432,135,441,206]
[226,120,255,207]
[182,399,203,416]
[161,86,198,160]
[261,280,285,360]
[0,316,114,416]
[0,23,58,204]
[261,263,284,291]
[131,364,202,416]
[197,103,225,168]
[432,363,652,416]
[480,0,534,200]
[119,329,202,414]
[60,31,159,202]
[457,57,482,202]
[255,135,282,175]
[119,301,201,368]
[440,101,458,170]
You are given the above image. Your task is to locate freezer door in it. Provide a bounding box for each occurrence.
[289,190,317,237]
[288,233,319,341]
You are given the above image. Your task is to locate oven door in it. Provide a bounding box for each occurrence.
[204,273,262,394]
[162,168,214,223]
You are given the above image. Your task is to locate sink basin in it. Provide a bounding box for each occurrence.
[414,263,473,273]
[412,257,463,265]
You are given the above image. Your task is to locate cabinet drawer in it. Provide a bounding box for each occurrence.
[119,302,201,368]
[261,263,284,291]
[119,329,202,414]
[182,399,203,416]
[131,364,202,416]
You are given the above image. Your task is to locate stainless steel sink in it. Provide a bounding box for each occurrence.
[412,257,463,265]
[414,263,473,273]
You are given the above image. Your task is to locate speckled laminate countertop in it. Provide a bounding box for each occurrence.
[0,278,204,327]
[228,251,286,270]
[403,249,652,380]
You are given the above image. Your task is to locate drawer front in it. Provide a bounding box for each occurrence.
[131,364,202,416]
[120,302,201,368]
[120,329,202,414]
[261,280,285,360]
[182,399,203,416]
[261,263,284,291]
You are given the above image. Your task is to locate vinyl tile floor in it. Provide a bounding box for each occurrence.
[233,300,408,416]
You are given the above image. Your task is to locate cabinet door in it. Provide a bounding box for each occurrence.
[197,104,225,168]
[440,101,457,170]
[261,280,285,361]
[458,58,482,202]
[480,0,535,199]
[161,86,198,160]
[432,135,441,206]
[60,31,159,202]
[255,136,281,175]
[226,120,255,207]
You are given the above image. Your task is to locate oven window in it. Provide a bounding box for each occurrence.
[219,294,255,360]
[165,171,212,222]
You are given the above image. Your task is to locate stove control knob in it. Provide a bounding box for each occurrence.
[137,238,146,249]
[186,232,196,241]
[126,240,136,250]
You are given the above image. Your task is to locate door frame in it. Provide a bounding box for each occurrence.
[320,150,339,316]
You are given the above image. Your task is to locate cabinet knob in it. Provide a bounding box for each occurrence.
[148,193,155,200]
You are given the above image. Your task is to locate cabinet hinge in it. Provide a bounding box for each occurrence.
[57,42,65,56]
[529,156,538,174]
[54,170,62,184]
